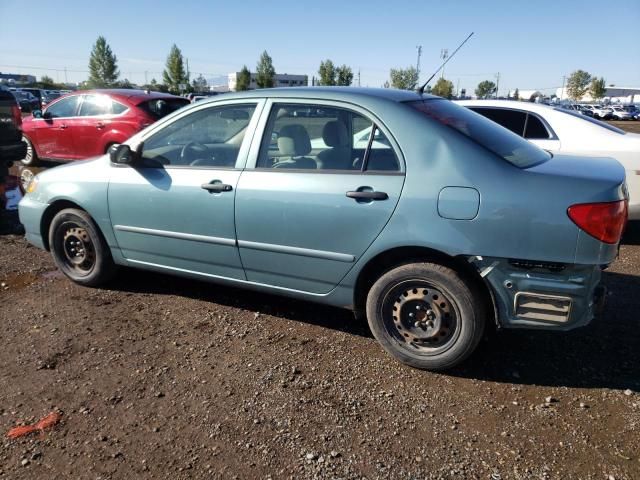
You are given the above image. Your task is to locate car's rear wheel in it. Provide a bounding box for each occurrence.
[49,208,117,287]
[366,262,485,371]
[21,135,38,166]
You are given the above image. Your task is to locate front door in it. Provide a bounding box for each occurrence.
[235,101,405,294]
[108,101,263,280]
[33,95,80,159]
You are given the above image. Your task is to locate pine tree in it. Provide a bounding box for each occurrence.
[236,66,251,91]
[88,36,119,88]
[163,44,190,94]
[256,51,275,88]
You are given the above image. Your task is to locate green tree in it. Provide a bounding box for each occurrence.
[589,77,606,100]
[192,74,208,92]
[40,75,56,88]
[566,70,591,102]
[256,51,275,88]
[318,60,336,86]
[389,66,418,90]
[431,77,454,99]
[475,80,496,99]
[236,65,251,91]
[336,65,353,86]
[163,44,190,94]
[87,36,119,88]
[513,88,520,100]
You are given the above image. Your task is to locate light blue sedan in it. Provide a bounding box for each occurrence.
[19,87,628,370]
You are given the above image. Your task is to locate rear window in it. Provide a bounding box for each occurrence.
[407,99,551,168]
[138,98,189,119]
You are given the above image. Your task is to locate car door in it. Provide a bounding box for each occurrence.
[74,94,120,157]
[32,95,80,159]
[108,100,264,280]
[234,100,405,294]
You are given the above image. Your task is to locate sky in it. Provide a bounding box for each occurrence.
[1,0,639,95]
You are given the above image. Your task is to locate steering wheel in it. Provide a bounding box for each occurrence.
[179,142,209,163]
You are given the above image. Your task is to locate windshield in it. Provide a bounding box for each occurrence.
[407,99,551,168]
[553,108,626,134]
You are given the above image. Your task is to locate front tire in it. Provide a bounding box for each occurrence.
[366,262,485,371]
[21,135,38,166]
[49,208,117,287]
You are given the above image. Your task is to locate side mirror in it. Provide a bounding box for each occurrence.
[32,109,43,119]
[109,143,142,165]
[43,110,53,120]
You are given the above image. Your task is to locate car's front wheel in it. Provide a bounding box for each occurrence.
[366,262,486,371]
[21,135,38,166]
[49,208,117,287]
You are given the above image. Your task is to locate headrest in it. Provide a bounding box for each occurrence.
[278,124,311,156]
[322,121,349,147]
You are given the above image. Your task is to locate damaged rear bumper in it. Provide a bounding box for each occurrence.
[471,256,605,331]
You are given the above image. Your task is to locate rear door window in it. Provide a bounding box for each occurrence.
[470,107,527,136]
[78,95,112,116]
[139,98,190,119]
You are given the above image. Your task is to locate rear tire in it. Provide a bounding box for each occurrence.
[21,135,38,166]
[49,208,117,287]
[366,262,485,371]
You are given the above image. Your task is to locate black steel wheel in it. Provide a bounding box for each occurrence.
[49,208,116,286]
[366,262,485,370]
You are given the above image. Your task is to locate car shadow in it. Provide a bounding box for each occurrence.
[621,220,640,246]
[450,269,640,391]
[108,267,639,391]
[107,267,372,338]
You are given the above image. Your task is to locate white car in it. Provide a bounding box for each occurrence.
[611,105,633,120]
[456,100,640,220]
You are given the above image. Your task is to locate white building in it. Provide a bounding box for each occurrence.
[555,86,640,104]
[228,72,308,91]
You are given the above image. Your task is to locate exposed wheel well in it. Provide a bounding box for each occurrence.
[353,246,497,326]
[104,142,116,154]
[40,200,86,250]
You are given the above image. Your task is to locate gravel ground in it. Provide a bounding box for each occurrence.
[0,120,638,479]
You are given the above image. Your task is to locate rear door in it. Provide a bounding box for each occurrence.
[75,94,128,157]
[32,95,80,159]
[234,100,405,294]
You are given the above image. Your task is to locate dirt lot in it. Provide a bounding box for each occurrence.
[0,123,639,480]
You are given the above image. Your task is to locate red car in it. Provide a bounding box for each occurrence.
[20,89,189,165]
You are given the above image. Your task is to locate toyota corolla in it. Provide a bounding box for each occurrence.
[19,87,628,370]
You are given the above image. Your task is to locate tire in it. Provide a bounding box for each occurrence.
[366,262,485,371]
[21,135,38,166]
[48,208,117,287]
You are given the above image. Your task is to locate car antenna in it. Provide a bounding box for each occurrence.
[417,32,474,95]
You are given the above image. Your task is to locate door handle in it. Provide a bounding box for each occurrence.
[59,124,67,129]
[96,122,105,129]
[346,190,388,200]
[201,182,233,193]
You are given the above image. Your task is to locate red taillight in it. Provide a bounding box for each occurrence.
[567,200,628,244]
[11,105,22,128]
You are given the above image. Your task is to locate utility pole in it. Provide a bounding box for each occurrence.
[495,72,500,98]
[144,70,148,85]
[416,45,422,80]
[440,48,449,79]
[456,78,460,98]
[560,75,566,100]
[64,67,68,84]
[357,69,361,87]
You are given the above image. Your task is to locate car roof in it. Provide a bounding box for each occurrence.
[201,86,437,104]
[57,89,185,104]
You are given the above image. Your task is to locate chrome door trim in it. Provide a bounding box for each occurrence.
[114,225,235,246]
[237,239,355,263]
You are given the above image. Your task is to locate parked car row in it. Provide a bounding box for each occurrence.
[7,87,63,111]
[18,87,629,371]
[559,103,639,120]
